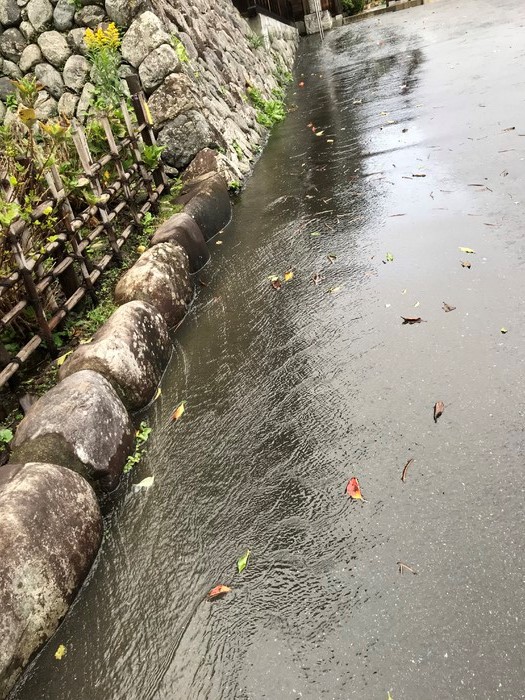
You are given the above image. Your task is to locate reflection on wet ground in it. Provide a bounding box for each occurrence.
[12,0,525,698]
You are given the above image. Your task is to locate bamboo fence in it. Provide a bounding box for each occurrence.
[0,77,168,393]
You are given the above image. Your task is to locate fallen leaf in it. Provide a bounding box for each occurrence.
[328,286,341,294]
[315,131,325,136]
[412,173,426,177]
[134,476,154,490]
[284,269,294,282]
[387,693,394,700]
[153,387,162,402]
[500,327,508,334]
[237,549,251,573]
[459,247,476,254]
[401,316,423,324]
[56,351,72,367]
[397,561,418,575]
[385,252,394,262]
[310,231,321,237]
[136,245,146,254]
[401,458,414,483]
[171,402,185,421]
[271,278,282,290]
[401,289,407,295]
[442,302,456,312]
[327,254,337,264]
[346,477,364,501]
[434,400,445,422]
[215,240,223,245]
[389,213,407,217]
[208,585,231,600]
[460,261,471,268]
[311,272,323,285]
[298,81,304,87]
[503,126,515,132]
[414,301,420,308]
[326,138,334,143]
[55,645,67,660]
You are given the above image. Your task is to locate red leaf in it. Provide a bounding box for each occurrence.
[346,477,364,500]
[208,585,231,600]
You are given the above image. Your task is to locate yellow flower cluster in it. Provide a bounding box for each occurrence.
[84,23,120,50]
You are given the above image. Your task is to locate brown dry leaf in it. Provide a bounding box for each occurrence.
[434,401,445,423]
[311,272,323,285]
[412,173,426,178]
[401,316,424,324]
[442,302,456,313]
[327,254,337,264]
[460,261,471,269]
[271,278,282,290]
[171,402,185,422]
[401,458,414,483]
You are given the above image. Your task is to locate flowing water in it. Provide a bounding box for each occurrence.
[12,1,525,698]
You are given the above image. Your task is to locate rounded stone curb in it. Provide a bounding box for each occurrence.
[176,172,232,241]
[114,242,194,328]
[10,370,135,492]
[151,212,211,273]
[58,300,172,412]
[0,461,102,698]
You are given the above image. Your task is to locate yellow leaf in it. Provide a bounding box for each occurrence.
[42,206,53,216]
[136,245,146,254]
[328,286,341,294]
[56,351,72,367]
[500,327,508,334]
[284,269,294,282]
[18,107,36,125]
[171,401,185,421]
[215,240,223,245]
[315,130,324,136]
[153,387,161,402]
[459,247,475,254]
[55,644,67,660]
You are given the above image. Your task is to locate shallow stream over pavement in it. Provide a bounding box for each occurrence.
[12,1,525,697]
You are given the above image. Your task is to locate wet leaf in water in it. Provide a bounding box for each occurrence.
[460,261,471,268]
[310,231,321,237]
[401,289,407,295]
[215,240,223,245]
[414,301,420,308]
[134,476,154,490]
[401,316,423,324]
[237,549,251,573]
[412,173,426,177]
[434,401,445,422]
[387,693,394,700]
[298,81,305,87]
[500,327,508,334]
[385,252,394,262]
[315,130,325,136]
[503,126,515,131]
[208,585,231,600]
[284,269,294,282]
[271,278,282,290]
[153,387,162,402]
[327,254,337,264]
[459,247,476,254]
[328,286,341,294]
[171,402,185,421]
[311,272,323,285]
[346,477,364,500]
[54,645,67,660]
[442,302,456,312]
[401,458,414,483]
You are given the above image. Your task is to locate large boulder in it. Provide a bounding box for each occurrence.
[0,28,27,62]
[105,0,147,27]
[0,462,102,699]
[121,11,171,68]
[157,111,214,170]
[53,0,76,31]
[151,212,210,273]
[59,301,171,411]
[62,53,90,93]
[0,0,20,27]
[74,4,105,28]
[34,62,64,99]
[147,72,197,127]
[114,242,194,328]
[11,370,135,492]
[26,0,53,33]
[176,172,231,240]
[38,31,72,67]
[183,148,222,182]
[19,43,42,73]
[138,44,181,95]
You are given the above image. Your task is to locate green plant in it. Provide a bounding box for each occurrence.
[124,421,152,473]
[232,140,243,159]
[85,23,123,112]
[141,144,165,170]
[171,36,189,64]
[0,428,13,446]
[274,62,293,86]
[247,33,264,49]
[341,0,365,14]
[67,0,82,7]
[246,86,287,129]
[228,180,241,194]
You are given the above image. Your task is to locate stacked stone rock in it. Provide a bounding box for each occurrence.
[0,0,297,181]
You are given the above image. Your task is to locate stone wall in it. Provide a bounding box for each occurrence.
[0,0,298,181]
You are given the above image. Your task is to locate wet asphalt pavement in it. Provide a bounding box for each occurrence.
[11,0,525,698]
